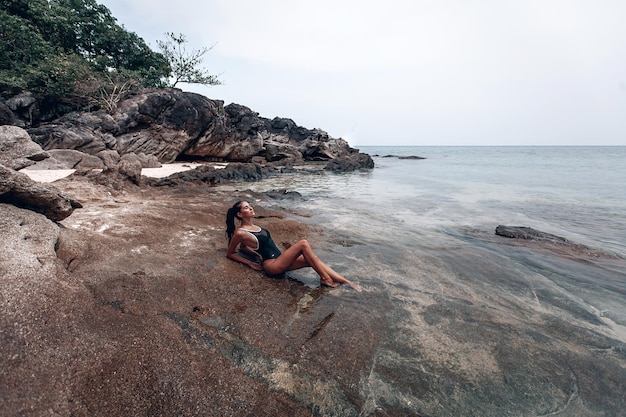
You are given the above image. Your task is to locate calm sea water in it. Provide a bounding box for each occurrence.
[244,146,625,255]
[229,146,626,415]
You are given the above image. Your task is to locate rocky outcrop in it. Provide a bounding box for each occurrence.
[0,125,49,170]
[0,164,82,221]
[16,88,373,170]
[151,162,275,187]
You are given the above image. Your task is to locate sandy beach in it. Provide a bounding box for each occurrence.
[21,162,226,183]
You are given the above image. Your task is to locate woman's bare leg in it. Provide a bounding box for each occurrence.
[264,240,361,291]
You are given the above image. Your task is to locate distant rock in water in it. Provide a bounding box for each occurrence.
[495,226,570,243]
[378,154,426,160]
[495,225,619,259]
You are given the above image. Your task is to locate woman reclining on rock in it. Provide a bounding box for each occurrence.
[226,201,362,291]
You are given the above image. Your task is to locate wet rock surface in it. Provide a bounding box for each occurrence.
[1,173,625,416]
[1,174,625,416]
[0,176,383,416]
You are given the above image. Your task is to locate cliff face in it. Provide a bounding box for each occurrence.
[2,88,373,170]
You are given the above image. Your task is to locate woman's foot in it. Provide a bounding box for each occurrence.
[321,279,340,288]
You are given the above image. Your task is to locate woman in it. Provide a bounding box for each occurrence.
[226,201,362,291]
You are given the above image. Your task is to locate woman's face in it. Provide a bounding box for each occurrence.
[238,201,255,218]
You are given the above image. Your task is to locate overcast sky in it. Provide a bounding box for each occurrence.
[98,0,626,146]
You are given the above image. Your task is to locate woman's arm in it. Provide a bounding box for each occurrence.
[226,231,264,271]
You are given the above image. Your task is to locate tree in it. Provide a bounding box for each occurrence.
[156,32,222,88]
[1,0,170,95]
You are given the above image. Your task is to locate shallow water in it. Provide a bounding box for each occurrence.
[227,146,626,415]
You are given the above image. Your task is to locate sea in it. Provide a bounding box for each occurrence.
[225,146,626,415]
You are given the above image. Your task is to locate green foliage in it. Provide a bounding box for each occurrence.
[1,0,222,116]
[157,32,222,88]
[0,0,171,112]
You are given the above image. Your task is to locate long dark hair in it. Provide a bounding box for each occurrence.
[226,201,243,242]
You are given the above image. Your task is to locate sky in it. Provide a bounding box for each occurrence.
[98,0,626,147]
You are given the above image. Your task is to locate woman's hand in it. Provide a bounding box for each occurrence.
[248,261,264,271]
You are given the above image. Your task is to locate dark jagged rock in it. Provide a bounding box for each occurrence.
[496,225,571,243]
[0,100,20,126]
[380,154,426,160]
[0,125,49,170]
[264,189,304,200]
[0,164,82,221]
[27,110,118,154]
[324,152,375,172]
[495,225,619,258]
[152,162,276,187]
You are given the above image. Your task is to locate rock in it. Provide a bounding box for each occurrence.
[117,153,143,182]
[495,225,571,243]
[24,149,104,170]
[0,164,82,221]
[494,225,619,258]
[136,152,162,168]
[154,162,274,186]
[115,89,224,162]
[5,91,37,111]
[28,110,117,154]
[264,189,304,200]
[324,152,375,172]
[0,100,21,126]
[0,125,49,170]
[73,151,145,189]
[379,154,426,160]
[184,102,264,161]
[96,149,121,169]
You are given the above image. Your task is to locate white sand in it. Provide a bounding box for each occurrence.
[22,162,226,183]
[22,169,77,183]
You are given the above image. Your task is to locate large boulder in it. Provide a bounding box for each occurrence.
[0,164,82,221]
[117,153,143,182]
[184,103,264,161]
[0,125,49,170]
[324,152,375,172]
[114,89,225,162]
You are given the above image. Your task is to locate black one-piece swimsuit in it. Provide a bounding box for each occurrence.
[243,227,282,261]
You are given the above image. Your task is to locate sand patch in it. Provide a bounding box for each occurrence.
[21,162,227,183]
